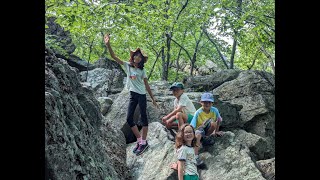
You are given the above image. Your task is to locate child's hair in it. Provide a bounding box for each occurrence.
[129,50,145,70]
[175,123,197,149]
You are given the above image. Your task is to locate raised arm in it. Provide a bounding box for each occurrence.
[104,34,123,65]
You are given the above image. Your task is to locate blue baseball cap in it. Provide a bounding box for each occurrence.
[201,92,214,102]
[169,82,184,90]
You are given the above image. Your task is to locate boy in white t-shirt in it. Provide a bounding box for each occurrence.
[162,82,196,130]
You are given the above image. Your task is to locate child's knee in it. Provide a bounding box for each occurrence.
[211,122,217,129]
[195,128,205,138]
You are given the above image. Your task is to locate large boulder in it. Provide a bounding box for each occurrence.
[126,122,177,180]
[79,67,125,97]
[256,158,275,180]
[126,123,268,180]
[197,131,266,180]
[184,69,241,92]
[56,53,96,72]
[213,70,275,158]
[45,47,129,180]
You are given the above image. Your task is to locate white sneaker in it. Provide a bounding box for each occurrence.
[196,156,204,166]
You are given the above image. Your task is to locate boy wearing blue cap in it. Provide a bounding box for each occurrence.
[190,92,223,166]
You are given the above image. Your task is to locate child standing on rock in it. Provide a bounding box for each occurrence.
[104,34,158,155]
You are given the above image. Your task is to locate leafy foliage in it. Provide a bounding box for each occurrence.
[45,34,69,57]
[45,0,275,81]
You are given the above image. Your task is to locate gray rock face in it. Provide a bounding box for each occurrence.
[45,17,76,54]
[45,47,275,180]
[45,17,97,72]
[59,54,96,72]
[212,70,274,122]
[79,67,125,98]
[184,69,241,92]
[97,97,113,116]
[126,122,177,180]
[213,70,275,158]
[233,130,269,160]
[45,48,128,180]
[212,95,243,129]
[196,60,221,75]
[92,58,127,90]
[196,131,266,180]
[126,124,268,180]
[256,158,275,180]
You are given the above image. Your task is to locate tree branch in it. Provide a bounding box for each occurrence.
[166,34,192,61]
[148,49,162,80]
[171,0,189,37]
[176,0,189,21]
[202,28,229,69]
[247,50,259,70]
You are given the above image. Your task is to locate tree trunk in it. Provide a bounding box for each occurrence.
[190,30,204,76]
[165,34,171,81]
[203,28,229,68]
[161,46,166,80]
[260,45,275,74]
[247,50,259,70]
[229,0,242,69]
[229,38,237,69]
[86,39,94,81]
[174,47,182,81]
[148,48,162,80]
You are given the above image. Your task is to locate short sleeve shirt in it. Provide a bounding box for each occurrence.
[123,62,147,94]
[190,107,222,129]
[174,93,196,115]
[177,145,199,176]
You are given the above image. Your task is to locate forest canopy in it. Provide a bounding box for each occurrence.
[45,0,275,82]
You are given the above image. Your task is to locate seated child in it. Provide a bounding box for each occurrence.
[162,82,196,130]
[190,92,224,166]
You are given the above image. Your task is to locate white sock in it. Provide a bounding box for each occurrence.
[137,137,142,144]
[141,139,146,145]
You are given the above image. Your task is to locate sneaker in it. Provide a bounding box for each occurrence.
[133,142,140,154]
[196,156,204,166]
[135,141,149,155]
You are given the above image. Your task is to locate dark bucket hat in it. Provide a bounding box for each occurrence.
[169,82,184,90]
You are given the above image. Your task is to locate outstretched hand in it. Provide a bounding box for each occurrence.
[214,131,224,137]
[211,130,223,137]
[152,99,159,108]
[104,33,110,45]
